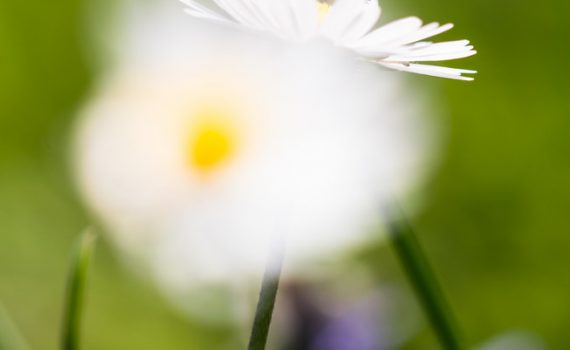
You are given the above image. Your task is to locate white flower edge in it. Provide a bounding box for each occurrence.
[181,0,477,81]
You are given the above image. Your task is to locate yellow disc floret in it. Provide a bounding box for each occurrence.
[187,112,237,174]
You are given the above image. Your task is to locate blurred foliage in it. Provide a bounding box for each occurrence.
[0,0,569,349]
[397,0,570,347]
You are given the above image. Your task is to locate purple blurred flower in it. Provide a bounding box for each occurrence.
[282,284,387,350]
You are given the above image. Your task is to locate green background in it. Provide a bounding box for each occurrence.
[0,0,568,348]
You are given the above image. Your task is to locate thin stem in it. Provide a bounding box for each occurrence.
[61,229,97,350]
[384,205,463,350]
[247,233,285,350]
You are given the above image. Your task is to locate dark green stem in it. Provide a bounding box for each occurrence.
[61,229,97,350]
[385,206,463,350]
[247,235,285,350]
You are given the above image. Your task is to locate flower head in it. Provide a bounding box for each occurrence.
[75,3,432,318]
[182,0,476,80]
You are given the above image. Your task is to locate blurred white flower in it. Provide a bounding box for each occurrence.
[75,3,432,319]
[182,0,476,80]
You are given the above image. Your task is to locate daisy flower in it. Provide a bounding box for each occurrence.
[75,3,432,320]
[182,0,476,80]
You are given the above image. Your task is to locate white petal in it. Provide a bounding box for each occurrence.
[212,0,265,29]
[241,0,283,34]
[383,22,454,47]
[407,40,471,54]
[393,50,476,62]
[183,9,229,23]
[254,0,299,40]
[321,0,381,44]
[181,0,232,23]
[352,16,423,49]
[287,0,319,39]
[404,41,435,50]
[387,40,476,62]
[379,62,476,80]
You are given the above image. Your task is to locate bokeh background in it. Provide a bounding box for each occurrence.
[0,0,568,349]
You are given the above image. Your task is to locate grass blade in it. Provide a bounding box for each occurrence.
[247,233,285,350]
[0,304,30,350]
[61,229,97,350]
[385,205,464,350]
[247,271,281,350]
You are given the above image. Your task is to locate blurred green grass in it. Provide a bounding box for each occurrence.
[1,0,569,348]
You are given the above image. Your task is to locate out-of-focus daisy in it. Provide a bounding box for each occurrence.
[75,3,432,320]
[182,0,476,80]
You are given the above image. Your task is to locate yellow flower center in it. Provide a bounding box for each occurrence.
[317,1,332,22]
[187,112,237,174]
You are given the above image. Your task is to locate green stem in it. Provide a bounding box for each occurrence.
[61,229,97,350]
[385,206,463,350]
[247,234,285,350]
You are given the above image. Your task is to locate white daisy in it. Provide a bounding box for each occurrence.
[181,0,476,80]
[75,3,433,320]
